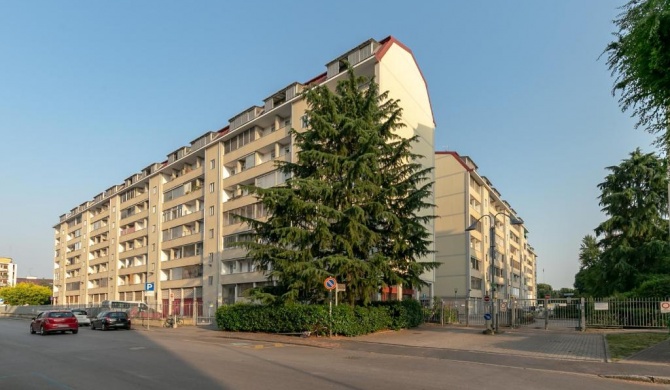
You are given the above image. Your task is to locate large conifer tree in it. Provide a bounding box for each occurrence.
[241,68,438,305]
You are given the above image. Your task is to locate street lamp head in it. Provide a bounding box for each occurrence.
[509,216,524,225]
[465,221,479,231]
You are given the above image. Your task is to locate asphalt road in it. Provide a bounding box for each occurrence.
[0,318,662,389]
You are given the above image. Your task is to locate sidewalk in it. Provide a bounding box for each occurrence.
[182,323,670,384]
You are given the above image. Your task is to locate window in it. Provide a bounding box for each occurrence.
[209,229,214,239]
[470,256,481,271]
[208,276,213,286]
[153,186,157,194]
[470,277,482,290]
[301,114,309,128]
[209,206,214,216]
[223,232,254,250]
[210,159,216,169]
[152,205,156,214]
[209,182,215,193]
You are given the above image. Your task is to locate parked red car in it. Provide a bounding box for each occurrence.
[30,310,79,335]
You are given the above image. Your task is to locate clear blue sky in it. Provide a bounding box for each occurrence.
[0,1,657,289]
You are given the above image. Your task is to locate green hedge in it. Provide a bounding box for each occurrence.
[216,299,423,336]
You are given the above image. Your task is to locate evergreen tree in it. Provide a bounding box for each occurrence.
[241,68,438,305]
[574,235,604,296]
[593,149,669,295]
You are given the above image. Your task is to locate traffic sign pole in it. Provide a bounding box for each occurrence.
[324,277,337,337]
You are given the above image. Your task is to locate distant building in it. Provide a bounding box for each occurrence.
[433,151,537,301]
[0,257,18,287]
[16,276,53,287]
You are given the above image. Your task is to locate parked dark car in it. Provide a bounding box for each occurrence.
[91,311,131,330]
[30,310,79,335]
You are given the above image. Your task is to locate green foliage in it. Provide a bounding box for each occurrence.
[215,300,423,336]
[630,275,670,297]
[0,283,52,305]
[575,149,670,296]
[605,0,670,139]
[607,332,670,360]
[239,66,438,305]
[536,283,553,299]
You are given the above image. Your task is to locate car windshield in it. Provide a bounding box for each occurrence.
[72,310,87,315]
[48,312,74,318]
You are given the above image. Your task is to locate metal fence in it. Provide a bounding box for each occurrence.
[424,297,670,331]
[1,302,215,327]
[585,297,669,328]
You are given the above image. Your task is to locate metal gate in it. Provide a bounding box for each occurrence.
[511,298,581,330]
[429,298,584,331]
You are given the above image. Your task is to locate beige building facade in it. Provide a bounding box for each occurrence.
[52,37,436,311]
[0,257,17,287]
[434,151,537,301]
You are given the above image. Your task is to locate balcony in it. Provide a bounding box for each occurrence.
[166,165,204,188]
[162,232,203,250]
[160,254,202,269]
[119,227,148,242]
[118,246,148,259]
[163,187,203,210]
[160,278,202,290]
[161,210,204,231]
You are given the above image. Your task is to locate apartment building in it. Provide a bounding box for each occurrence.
[53,36,436,310]
[0,257,17,287]
[434,151,537,301]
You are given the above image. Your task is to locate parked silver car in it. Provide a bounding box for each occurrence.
[70,309,91,326]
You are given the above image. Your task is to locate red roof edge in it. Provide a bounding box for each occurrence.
[216,126,230,138]
[436,151,473,172]
[304,72,327,86]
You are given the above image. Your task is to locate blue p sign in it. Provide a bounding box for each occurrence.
[145,282,154,291]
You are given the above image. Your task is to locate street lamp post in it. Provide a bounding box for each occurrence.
[466,212,523,334]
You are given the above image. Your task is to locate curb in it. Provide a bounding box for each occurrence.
[600,375,670,385]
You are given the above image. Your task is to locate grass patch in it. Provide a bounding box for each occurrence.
[606,332,669,360]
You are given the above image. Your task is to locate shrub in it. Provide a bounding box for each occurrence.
[216,299,423,336]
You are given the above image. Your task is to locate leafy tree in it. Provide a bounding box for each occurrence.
[536,283,553,300]
[0,283,52,305]
[630,274,670,297]
[241,68,438,305]
[558,288,577,297]
[605,0,670,139]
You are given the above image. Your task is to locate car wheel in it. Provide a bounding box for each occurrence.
[90,324,95,330]
[125,325,131,330]
[39,325,46,336]
[102,323,108,331]
[72,329,78,334]
[30,325,35,334]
